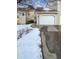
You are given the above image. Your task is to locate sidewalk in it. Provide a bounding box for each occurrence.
[41,32,57,59]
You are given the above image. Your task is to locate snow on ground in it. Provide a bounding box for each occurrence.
[17,24,32,31]
[17,25,42,59]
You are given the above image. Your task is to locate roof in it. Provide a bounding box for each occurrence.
[17,0,60,10]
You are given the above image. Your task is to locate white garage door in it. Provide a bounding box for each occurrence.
[38,15,55,25]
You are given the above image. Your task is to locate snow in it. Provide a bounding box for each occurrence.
[17,24,33,39]
[17,24,32,31]
[17,25,42,59]
[17,0,48,8]
[32,0,48,8]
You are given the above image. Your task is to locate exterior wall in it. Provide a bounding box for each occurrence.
[57,1,61,12]
[17,10,60,25]
[54,13,60,25]
[17,10,36,24]
[17,11,26,24]
[27,10,36,21]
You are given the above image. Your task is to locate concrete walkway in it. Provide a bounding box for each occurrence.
[41,32,57,59]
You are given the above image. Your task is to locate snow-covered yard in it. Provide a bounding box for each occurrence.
[17,24,43,59]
